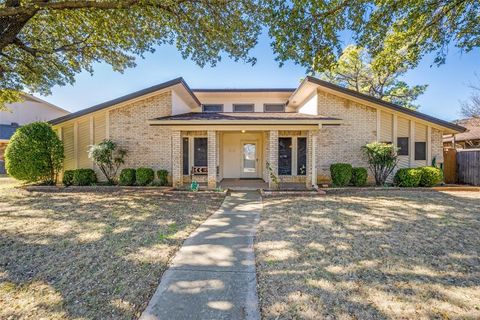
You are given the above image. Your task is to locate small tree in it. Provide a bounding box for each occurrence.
[362,142,398,186]
[88,140,127,184]
[5,122,64,184]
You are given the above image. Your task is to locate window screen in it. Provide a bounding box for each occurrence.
[278,137,292,175]
[202,104,223,112]
[233,104,254,112]
[194,138,208,166]
[182,138,189,174]
[264,104,285,112]
[297,137,307,175]
[397,137,409,156]
[415,142,426,160]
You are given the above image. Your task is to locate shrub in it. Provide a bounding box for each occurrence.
[362,142,398,186]
[157,169,169,186]
[394,168,422,187]
[62,170,75,186]
[330,163,353,187]
[72,169,97,186]
[88,140,127,184]
[136,167,154,186]
[5,122,64,184]
[351,167,368,187]
[119,168,136,186]
[419,166,443,187]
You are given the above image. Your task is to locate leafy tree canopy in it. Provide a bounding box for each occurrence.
[317,45,427,109]
[0,0,260,109]
[262,0,479,72]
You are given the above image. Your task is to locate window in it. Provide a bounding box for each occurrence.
[264,104,285,112]
[183,138,189,174]
[278,137,292,175]
[415,142,426,160]
[202,104,223,112]
[297,137,307,175]
[233,104,254,112]
[194,138,208,166]
[397,137,409,156]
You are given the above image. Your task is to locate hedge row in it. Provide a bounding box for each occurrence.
[119,168,170,186]
[63,169,97,186]
[394,166,443,187]
[330,163,367,187]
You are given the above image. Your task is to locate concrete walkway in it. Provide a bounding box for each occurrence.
[140,191,262,320]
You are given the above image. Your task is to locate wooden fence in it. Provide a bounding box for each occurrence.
[443,148,457,184]
[456,149,480,186]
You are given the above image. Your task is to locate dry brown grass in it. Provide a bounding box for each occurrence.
[256,190,480,320]
[0,178,224,320]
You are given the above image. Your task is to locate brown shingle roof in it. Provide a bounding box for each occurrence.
[152,112,340,121]
[453,118,480,141]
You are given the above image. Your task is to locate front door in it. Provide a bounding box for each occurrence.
[241,142,258,178]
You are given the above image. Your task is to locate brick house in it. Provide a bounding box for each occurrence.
[50,76,464,188]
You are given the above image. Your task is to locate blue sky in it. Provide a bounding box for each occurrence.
[42,33,480,121]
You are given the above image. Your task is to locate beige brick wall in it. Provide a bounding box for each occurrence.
[316,90,377,182]
[431,128,444,165]
[109,92,173,173]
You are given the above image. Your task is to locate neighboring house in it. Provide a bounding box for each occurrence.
[0,94,69,174]
[50,76,464,188]
[443,117,480,149]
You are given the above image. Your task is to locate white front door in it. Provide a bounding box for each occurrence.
[241,142,258,178]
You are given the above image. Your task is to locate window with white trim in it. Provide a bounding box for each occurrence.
[233,104,254,112]
[278,136,307,176]
[202,104,223,112]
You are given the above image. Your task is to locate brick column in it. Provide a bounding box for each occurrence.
[171,130,183,187]
[307,131,318,188]
[207,130,217,189]
[268,130,278,189]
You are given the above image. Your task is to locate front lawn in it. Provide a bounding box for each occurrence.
[256,190,480,319]
[0,182,224,319]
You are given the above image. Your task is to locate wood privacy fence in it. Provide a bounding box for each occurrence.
[443,148,457,184]
[454,149,480,185]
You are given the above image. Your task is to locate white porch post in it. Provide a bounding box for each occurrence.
[268,130,278,189]
[207,130,217,189]
[171,130,183,187]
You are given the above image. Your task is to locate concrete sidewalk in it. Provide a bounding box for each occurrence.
[140,191,261,320]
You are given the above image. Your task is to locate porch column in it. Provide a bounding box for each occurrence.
[171,130,183,187]
[268,130,278,189]
[308,131,318,188]
[207,130,217,189]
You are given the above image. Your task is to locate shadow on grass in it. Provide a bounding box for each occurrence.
[0,189,224,319]
[257,190,480,319]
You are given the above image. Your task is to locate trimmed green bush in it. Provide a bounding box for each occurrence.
[62,170,75,186]
[351,167,368,187]
[119,168,136,186]
[394,168,422,187]
[419,166,443,187]
[136,167,154,186]
[72,169,97,186]
[330,163,353,187]
[157,169,169,186]
[5,122,64,184]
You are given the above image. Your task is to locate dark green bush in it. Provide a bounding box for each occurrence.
[419,166,443,187]
[62,170,75,186]
[351,167,368,187]
[330,163,353,187]
[119,168,136,186]
[72,169,97,186]
[157,169,169,186]
[136,167,154,186]
[394,168,422,187]
[5,122,64,184]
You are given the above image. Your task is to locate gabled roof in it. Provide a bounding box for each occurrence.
[288,76,466,133]
[451,118,480,141]
[50,77,199,125]
[152,112,339,121]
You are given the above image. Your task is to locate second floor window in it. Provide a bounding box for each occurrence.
[233,104,254,112]
[264,104,285,112]
[202,104,223,112]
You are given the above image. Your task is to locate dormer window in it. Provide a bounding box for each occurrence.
[233,104,254,112]
[202,104,223,112]
[264,104,285,112]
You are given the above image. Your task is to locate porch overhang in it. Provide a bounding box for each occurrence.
[147,112,343,130]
